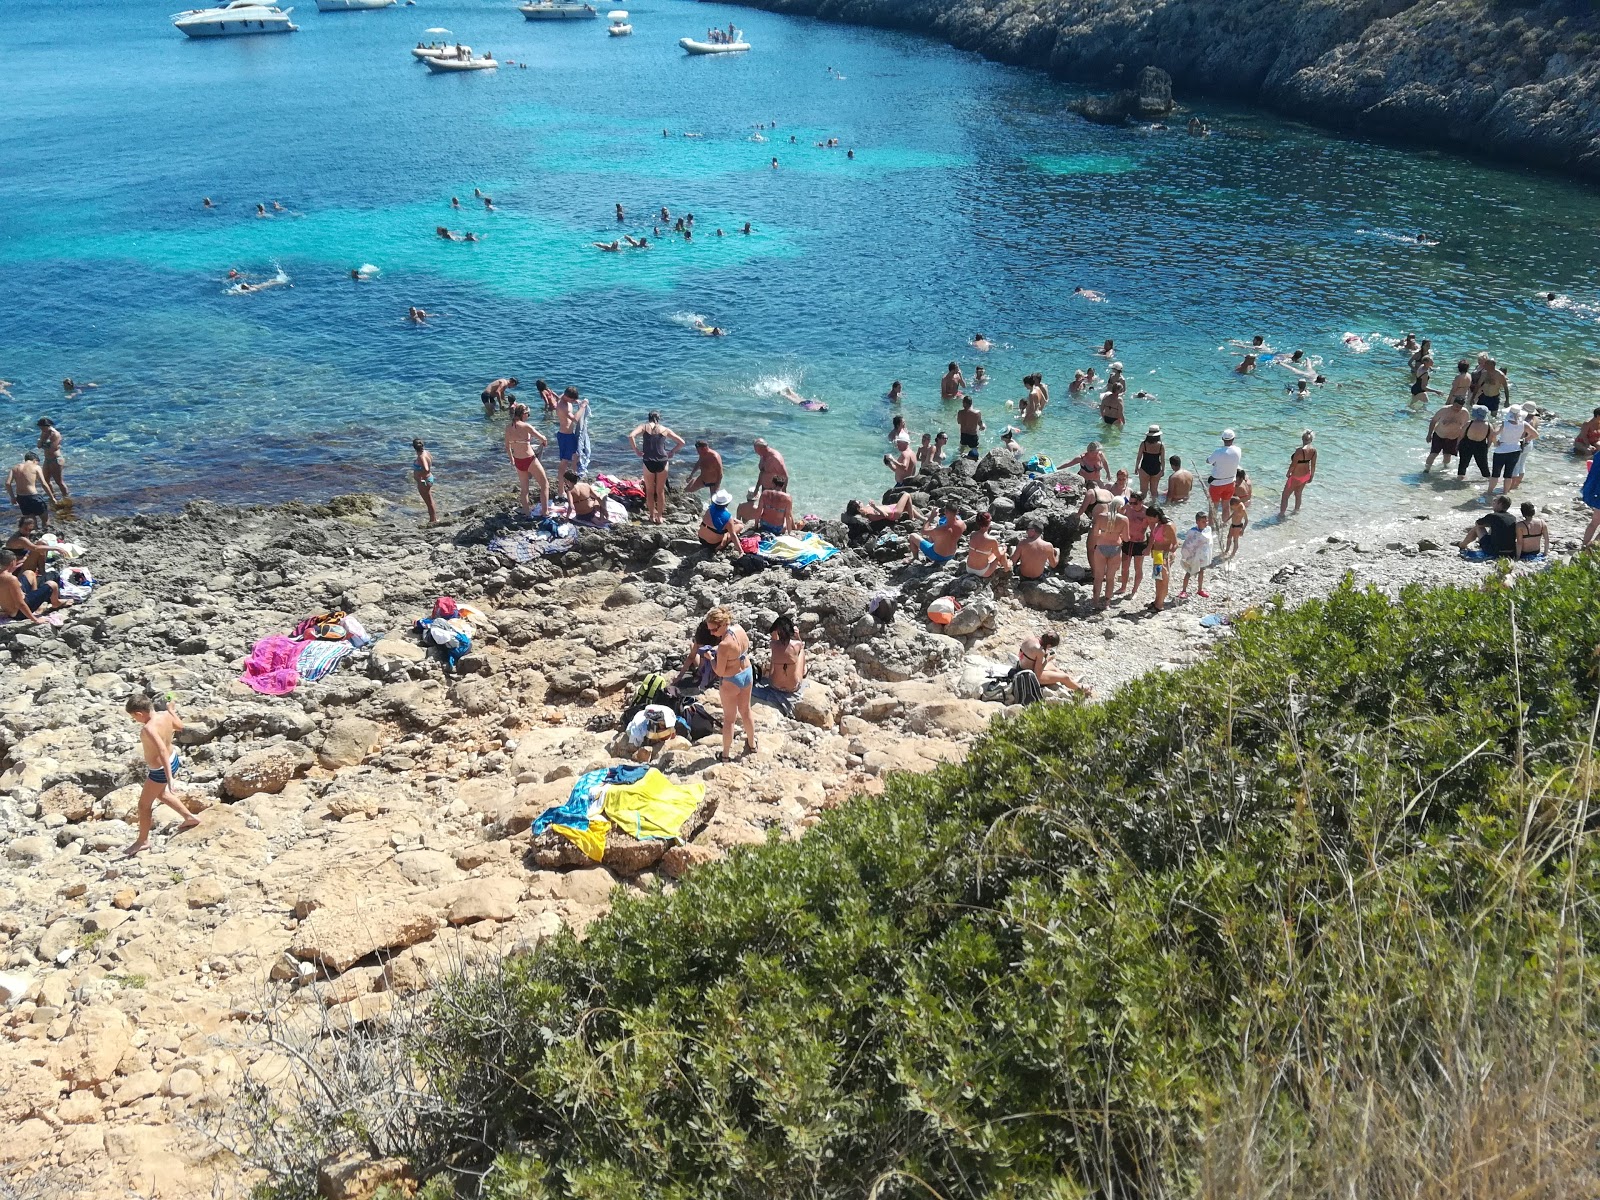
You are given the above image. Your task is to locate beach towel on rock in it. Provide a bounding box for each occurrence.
[601,770,706,841]
[240,635,305,695]
[763,532,839,569]
[534,765,678,860]
[297,638,354,683]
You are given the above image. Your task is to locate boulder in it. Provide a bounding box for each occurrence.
[603,583,645,608]
[0,1058,62,1122]
[50,1006,133,1088]
[222,745,305,800]
[186,876,229,909]
[526,795,719,876]
[39,782,94,824]
[659,843,725,879]
[7,835,52,864]
[555,868,619,909]
[394,849,462,888]
[368,637,426,681]
[317,716,383,769]
[1017,576,1081,613]
[317,1153,411,1200]
[289,902,438,973]
[1137,65,1174,114]
[792,690,836,729]
[446,878,523,925]
[945,596,996,637]
[974,449,1025,484]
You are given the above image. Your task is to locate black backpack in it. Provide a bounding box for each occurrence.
[675,699,719,743]
[1016,480,1049,515]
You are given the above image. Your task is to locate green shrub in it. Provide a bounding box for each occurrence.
[399,564,1600,1198]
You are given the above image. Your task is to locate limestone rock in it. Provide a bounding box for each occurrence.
[318,715,383,769]
[555,868,619,909]
[39,781,95,823]
[166,1067,203,1098]
[792,690,836,729]
[327,991,394,1032]
[446,877,523,925]
[290,902,438,973]
[222,744,306,799]
[0,1058,62,1122]
[317,1153,410,1200]
[659,843,725,879]
[186,876,228,909]
[7,834,52,864]
[51,1006,133,1087]
[395,848,463,888]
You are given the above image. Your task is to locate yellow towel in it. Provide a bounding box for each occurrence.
[601,770,706,841]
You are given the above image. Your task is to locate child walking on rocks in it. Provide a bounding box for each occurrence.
[124,695,200,856]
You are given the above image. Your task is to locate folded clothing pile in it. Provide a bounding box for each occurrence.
[240,611,373,695]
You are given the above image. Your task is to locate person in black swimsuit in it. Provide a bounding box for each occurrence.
[1456,405,1492,479]
[1134,424,1165,499]
[628,411,686,525]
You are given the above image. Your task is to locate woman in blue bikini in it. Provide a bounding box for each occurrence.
[411,439,437,525]
[707,605,757,761]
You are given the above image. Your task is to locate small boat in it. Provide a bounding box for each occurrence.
[424,53,498,71]
[172,0,297,36]
[679,36,749,54]
[519,1,597,18]
[607,9,631,35]
[412,41,470,58]
[314,0,393,9]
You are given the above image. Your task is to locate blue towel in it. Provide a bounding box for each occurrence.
[1584,456,1600,509]
[531,764,651,837]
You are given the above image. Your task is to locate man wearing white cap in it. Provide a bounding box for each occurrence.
[1206,430,1242,524]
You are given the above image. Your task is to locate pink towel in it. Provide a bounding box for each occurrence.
[240,635,304,695]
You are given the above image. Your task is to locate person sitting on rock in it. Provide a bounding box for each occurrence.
[564,471,605,524]
[0,548,62,623]
[1013,521,1060,580]
[911,502,965,565]
[754,612,807,717]
[681,615,721,689]
[965,511,1010,579]
[5,517,48,577]
[1017,631,1092,697]
[698,489,742,552]
[755,478,795,536]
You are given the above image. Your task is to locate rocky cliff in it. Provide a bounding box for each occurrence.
[728,0,1600,178]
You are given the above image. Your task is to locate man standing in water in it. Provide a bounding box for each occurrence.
[1205,431,1242,525]
[940,362,966,401]
[1424,394,1470,473]
[36,419,68,503]
[753,439,787,492]
[6,451,53,531]
[956,395,985,459]
[480,376,518,415]
[555,386,589,496]
[123,694,200,857]
[504,403,550,518]
[1165,456,1194,507]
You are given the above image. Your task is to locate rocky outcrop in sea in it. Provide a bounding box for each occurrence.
[721,0,1600,177]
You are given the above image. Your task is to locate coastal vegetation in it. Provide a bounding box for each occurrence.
[269,560,1600,1198]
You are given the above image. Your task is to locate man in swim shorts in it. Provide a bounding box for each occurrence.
[0,548,62,622]
[1424,395,1470,473]
[956,396,985,458]
[1013,522,1060,580]
[684,440,724,494]
[6,451,53,531]
[555,386,589,496]
[480,377,518,414]
[1165,456,1194,506]
[753,439,787,492]
[124,694,200,857]
[910,502,965,565]
[1205,431,1242,524]
[940,362,966,401]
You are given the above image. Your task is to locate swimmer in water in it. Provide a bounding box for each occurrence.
[972,333,992,352]
[973,365,987,388]
[483,196,495,210]
[451,197,460,208]
[1235,354,1257,374]
[886,380,903,403]
[272,201,285,212]
[694,321,726,337]
[1073,286,1106,302]
[780,386,828,412]
[202,197,213,208]
[742,222,752,234]
[623,236,650,248]
[616,202,625,222]
[593,241,621,252]
[1097,339,1115,357]
[256,203,268,217]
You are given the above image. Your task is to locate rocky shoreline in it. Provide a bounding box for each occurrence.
[721,0,1600,179]
[1,453,1593,1198]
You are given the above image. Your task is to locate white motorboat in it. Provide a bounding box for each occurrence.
[519,1,597,19]
[680,36,748,54]
[412,41,470,58]
[172,1,297,36]
[607,10,631,35]
[424,53,498,71]
[315,0,394,10]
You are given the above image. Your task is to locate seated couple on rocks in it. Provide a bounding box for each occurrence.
[0,545,69,624]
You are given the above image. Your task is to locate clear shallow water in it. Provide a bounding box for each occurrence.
[4,0,1600,539]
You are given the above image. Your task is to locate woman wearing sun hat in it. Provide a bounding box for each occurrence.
[1134,423,1165,499]
[697,489,742,552]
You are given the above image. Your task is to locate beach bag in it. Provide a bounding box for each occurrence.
[734,552,774,576]
[293,610,348,641]
[622,673,674,725]
[1009,668,1044,707]
[927,596,959,626]
[675,699,719,743]
[431,596,459,620]
[1016,480,1049,515]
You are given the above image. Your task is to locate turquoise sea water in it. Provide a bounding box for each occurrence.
[4,0,1600,536]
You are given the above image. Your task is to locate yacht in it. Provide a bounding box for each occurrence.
[315,0,395,9]
[607,9,631,35]
[519,1,597,19]
[172,1,297,36]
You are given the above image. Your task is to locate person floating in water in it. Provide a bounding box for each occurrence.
[694,320,726,337]
[1097,338,1115,357]
[202,197,213,209]
[256,203,268,218]
[971,333,992,352]
[615,202,625,222]
[593,240,621,252]
[780,386,828,412]
[623,235,650,249]
[1073,286,1106,302]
